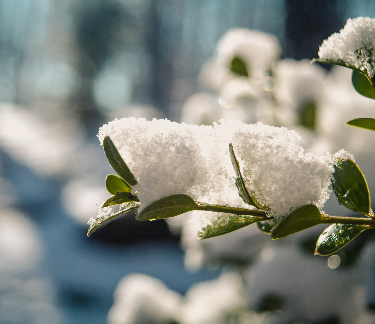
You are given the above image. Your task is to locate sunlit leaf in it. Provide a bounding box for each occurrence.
[331,159,370,215]
[312,58,364,74]
[347,118,375,132]
[136,194,199,221]
[105,174,132,195]
[352,70,375,100]
[87,201,140,237]
[315,223,369,256]
[230,57,249,77]
[198,214,263,239]
[102,192,139,207]
[271,204,325,239]
[312,58,375,96]
[257,220,275,234]
[103,136,138,186]
[229,143,263,209]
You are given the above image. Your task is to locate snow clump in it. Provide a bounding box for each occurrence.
[98,117,220,210]
[98,117,340,219]
[318,17,375,78]
[213,120,334,217]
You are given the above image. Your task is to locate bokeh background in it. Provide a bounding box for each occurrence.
[2,1,375,323]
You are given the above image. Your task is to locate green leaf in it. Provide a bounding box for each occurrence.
[229,144,263,209]
[105,174,132,195]
[331,158,370,215]
[352,70,375,100]
[230,56,249,77]
[271,204,325,239]
[298,100,317,131]
[313,57,375,86]
[102,192,139,207]
[103,136,138,186]
[198,214,263,239]
[87,201,140,237]
[311,58,355,70]
[347,118,375,132]
[312,58,367,75]
[257,220,275,234]
[136,194,199,221]
[315,223,369,256]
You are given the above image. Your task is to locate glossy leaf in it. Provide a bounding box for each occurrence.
[87,201,140,237]
[229,143,263,209]
[315,223,369,256]
[312,58,366,74]
[313,58,375,95]
[352,70,375,100]
[136,194,199,221]
[103,136,138,186]
[347,118,375,132]
[102,192,139,207]
[105,174,132,195]
[230,57,249,77]
[271,204,325,239]
[198,214,263,239]
[312,58,354,70]
[331,159,370,215]
[257,220,275,234]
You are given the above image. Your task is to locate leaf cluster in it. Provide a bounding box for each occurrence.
[87,137,140,237]
[88,42,375,257]
[90,136,375,256]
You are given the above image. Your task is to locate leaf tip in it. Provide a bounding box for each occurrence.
[102,136,138,186]
[270,229,282,240]
[87,224,96,237]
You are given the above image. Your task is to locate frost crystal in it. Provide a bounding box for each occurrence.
[87,217,96,226]
[98,206,112,219]
[334,149,355,162]
[88,206,112,230]
[98,118,340,218]
[318,17,375,77]
[88,203,143,237]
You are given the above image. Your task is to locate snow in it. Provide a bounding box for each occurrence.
[98,118,216,210]
[318,17,375,78]
[98,118,339,219]
[213,120,334,217]
[108,272,260,324]
[108,274,181,324]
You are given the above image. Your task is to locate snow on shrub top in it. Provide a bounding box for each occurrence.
[318,17,375,77]
[98,118,338,217]
[98,117,217,210]
[213,120,334,216]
